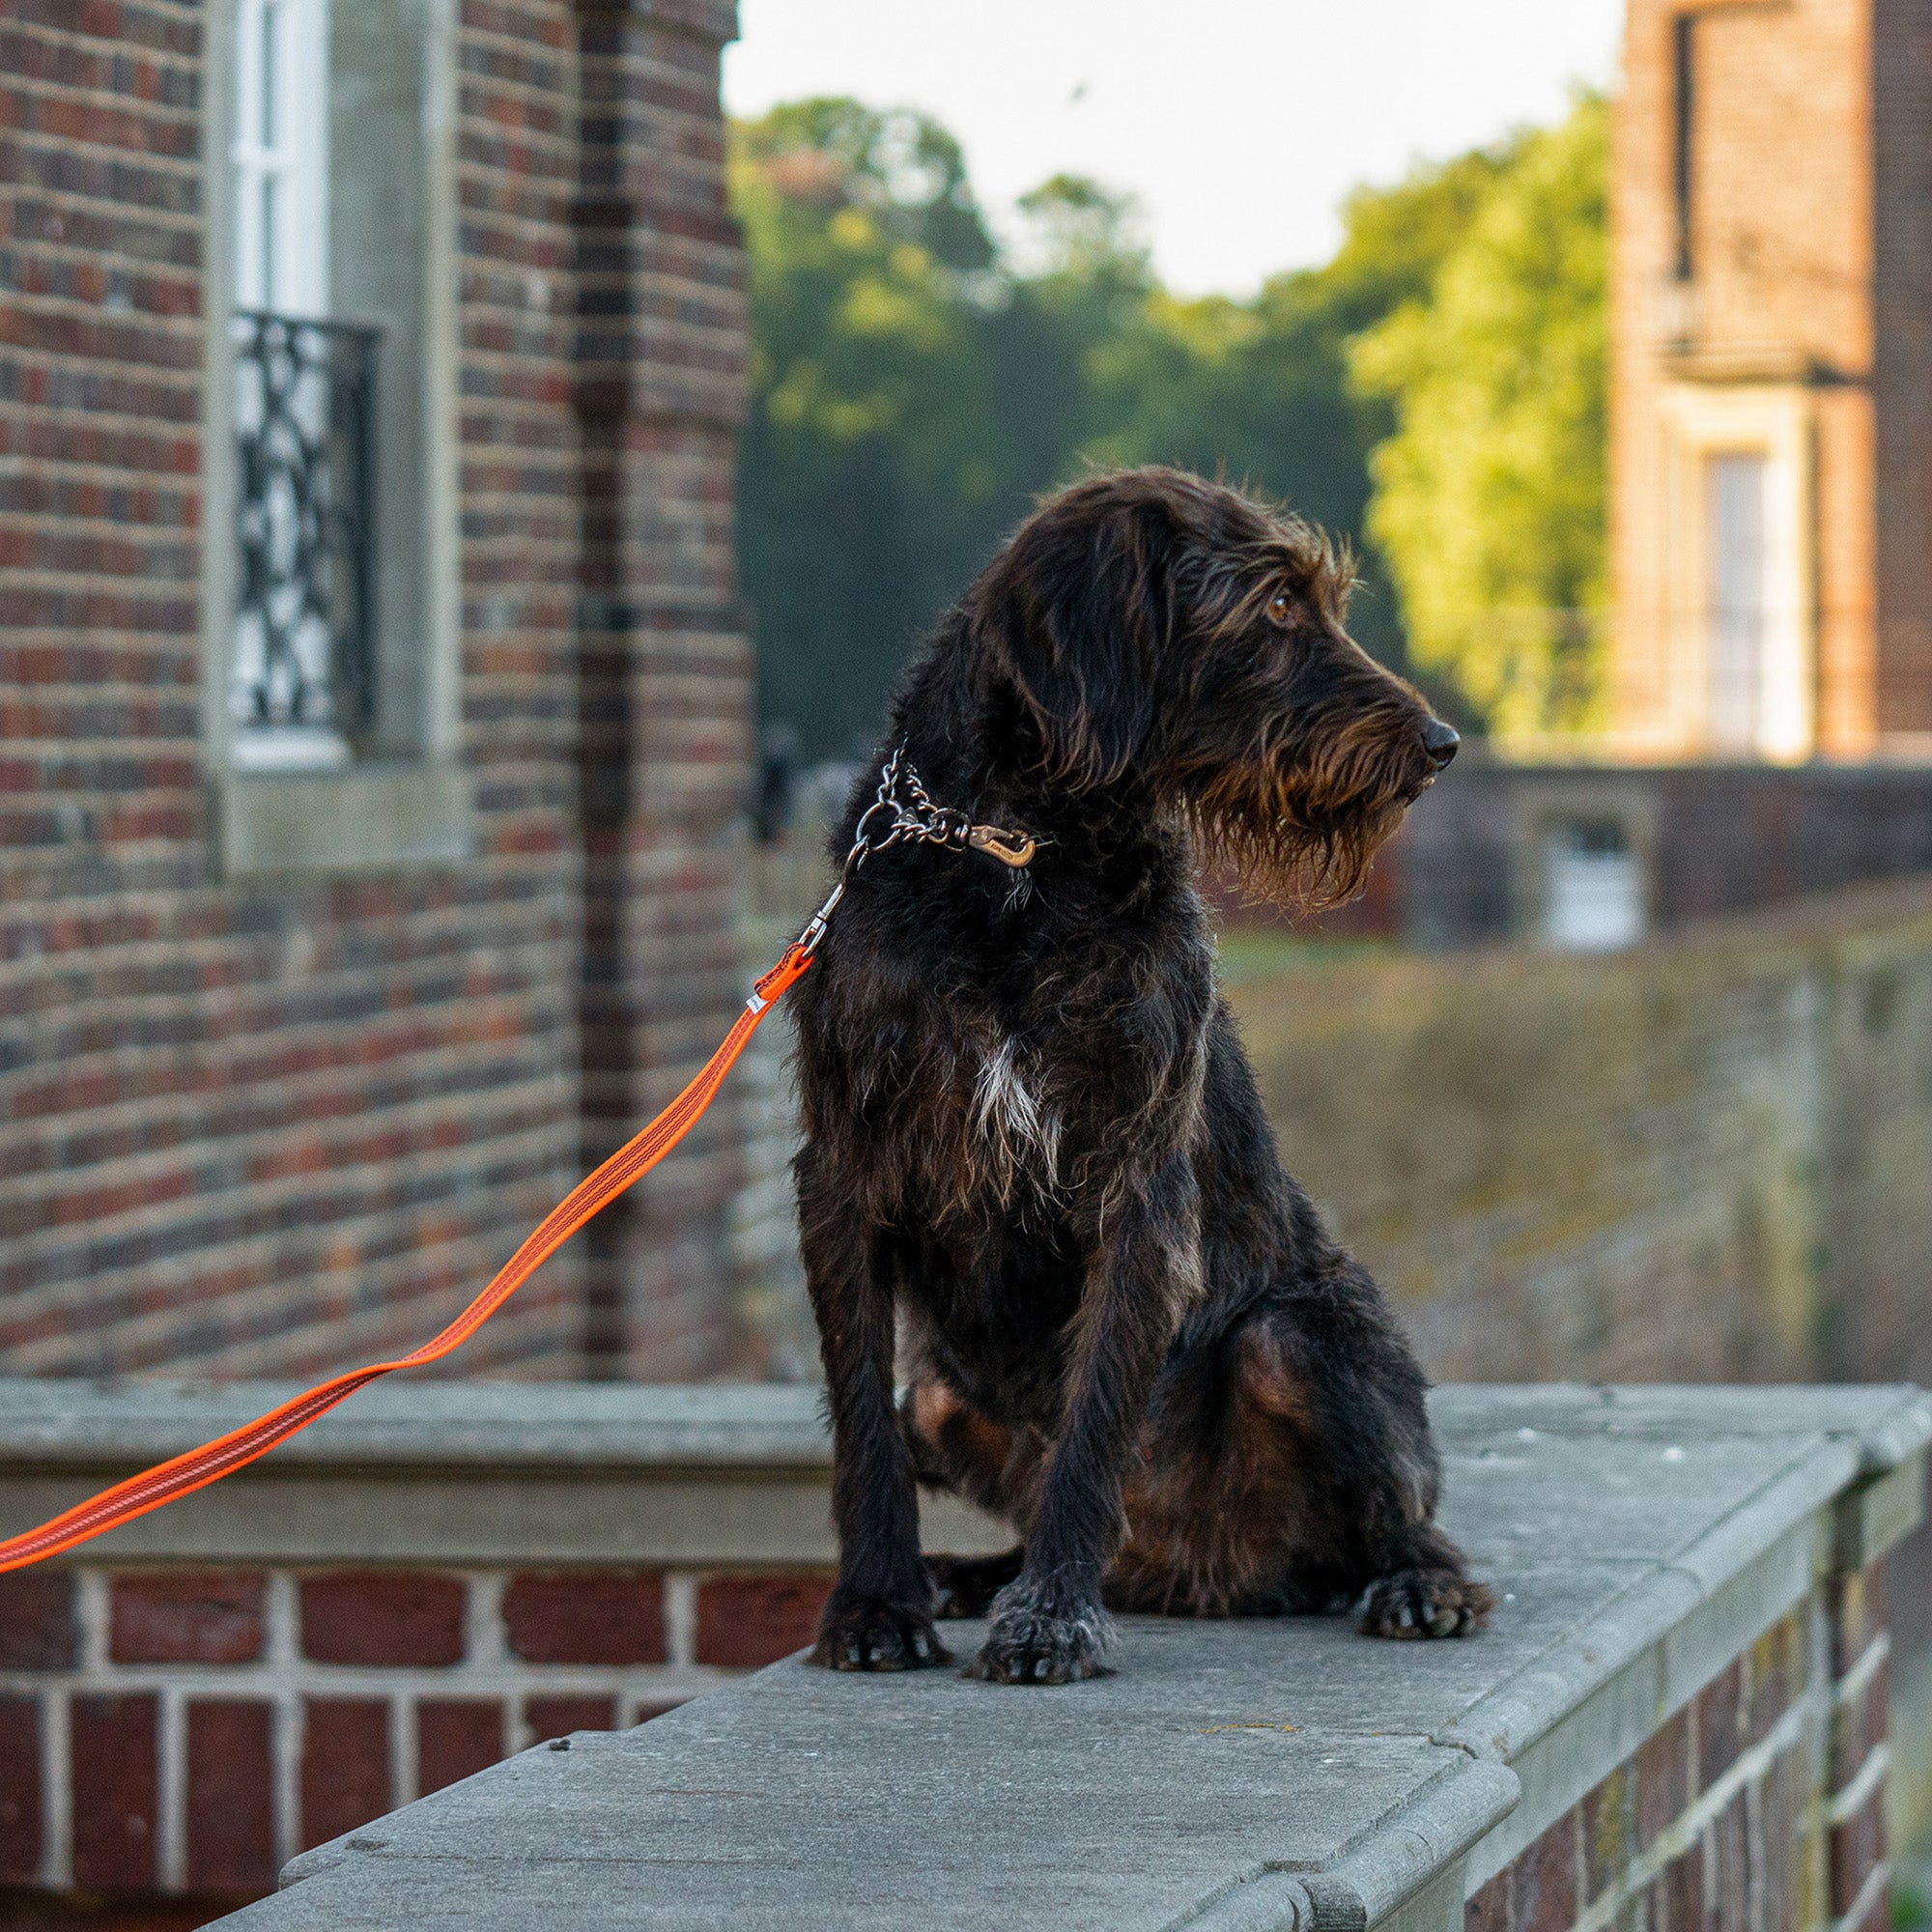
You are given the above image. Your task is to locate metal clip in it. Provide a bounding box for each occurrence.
[966,824,1037,868]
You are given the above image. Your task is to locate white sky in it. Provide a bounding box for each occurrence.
[724,0,1626,296]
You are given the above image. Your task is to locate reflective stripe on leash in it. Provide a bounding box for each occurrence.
[0,940,817,1576]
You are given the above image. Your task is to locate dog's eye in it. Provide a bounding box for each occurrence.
[1264,591,1293,626]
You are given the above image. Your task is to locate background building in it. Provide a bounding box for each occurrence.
[0,0,759,1381]
[1609,0,1932,760]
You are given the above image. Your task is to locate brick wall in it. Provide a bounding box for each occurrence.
[1871,0,1932,735]
[1228,879,1932,1387]
[0,2,757,1379]
[1467,1560,1892,1932]
[1606,0,1932,757]
[0,1557,831,1908]
[1335,759,1932,950]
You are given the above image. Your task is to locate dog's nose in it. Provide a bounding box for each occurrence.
[1420,719,1460,770]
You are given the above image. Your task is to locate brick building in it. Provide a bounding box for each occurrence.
[0,1,761,1380]
[1609,0,1932,759]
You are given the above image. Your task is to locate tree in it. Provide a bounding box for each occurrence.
[1350,96,1608,740]
[731,95,1608,757]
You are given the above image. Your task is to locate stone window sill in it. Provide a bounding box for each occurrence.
[213,759,474,879]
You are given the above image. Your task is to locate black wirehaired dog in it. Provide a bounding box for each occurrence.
[791,467,1493,1686]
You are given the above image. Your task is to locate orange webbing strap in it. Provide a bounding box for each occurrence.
[0,942,815,1576]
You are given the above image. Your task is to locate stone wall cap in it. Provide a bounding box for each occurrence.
[206,1383,1926,1931]
[3,1378,1921,1477]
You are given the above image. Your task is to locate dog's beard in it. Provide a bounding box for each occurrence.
[1179,718,1418,913]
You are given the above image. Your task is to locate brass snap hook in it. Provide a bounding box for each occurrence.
[967,824,1037,868]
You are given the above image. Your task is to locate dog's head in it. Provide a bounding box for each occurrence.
[969,467,1458,909]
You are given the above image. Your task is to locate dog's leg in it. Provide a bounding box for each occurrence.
[970,1155,1198,1685]
[1248,1278,1494,1640]
[798,1159,949,1672]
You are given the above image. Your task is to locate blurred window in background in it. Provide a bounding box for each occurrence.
[221,0,448,779]
[1707,450,1769,755]
[1543,819,1646,952]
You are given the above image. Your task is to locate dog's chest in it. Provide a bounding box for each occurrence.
[966,1030,1063,1196]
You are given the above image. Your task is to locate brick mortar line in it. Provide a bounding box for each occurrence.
[1826,1742,1889,1822]
[0,194,204,244]
[0,966,575,1059]
[0,497,204,532]
[0,1121,583,1281]
[0,1663,747,1699]
[0,1182,586,1320]
[0,1032,573,1162]
[0,1072,575,1206]
[1552,1693,1815,1932]
[1832,1630,1889,1708]
[0,1202,585,1345]
[1831,1858,1891,1932]
[156,1678,185,1889]
[0,77,203,133]
[0,1066,577,1183]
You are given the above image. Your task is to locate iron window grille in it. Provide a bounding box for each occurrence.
[231,310,379,749]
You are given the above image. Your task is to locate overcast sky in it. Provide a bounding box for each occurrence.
[724,0,1625,296]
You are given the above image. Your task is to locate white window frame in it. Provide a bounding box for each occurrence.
[200,0,470,875]
[1656,383,1816,763]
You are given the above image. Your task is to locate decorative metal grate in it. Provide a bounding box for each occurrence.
[231,311,379,746]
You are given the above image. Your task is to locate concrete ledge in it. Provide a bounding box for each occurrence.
[134,1381,1921,1932]
[213,759,474,877]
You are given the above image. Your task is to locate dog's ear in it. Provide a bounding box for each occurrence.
[976,498,1172,786]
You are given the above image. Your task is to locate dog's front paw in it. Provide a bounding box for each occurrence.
[967,1579,1114,1685]
[810,1597,952,1672]
[1360,1569,1495,1640]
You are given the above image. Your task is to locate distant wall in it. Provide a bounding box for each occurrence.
[1235,759,1932,948]
[1230,877,1932,1389]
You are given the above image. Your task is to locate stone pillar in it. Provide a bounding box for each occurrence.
[572,0,755,1378]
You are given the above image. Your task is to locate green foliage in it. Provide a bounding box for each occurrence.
[1350,96,1609,739]
[733,94,1608,756]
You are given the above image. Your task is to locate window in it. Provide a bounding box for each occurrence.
[208,0,469,870]
[1543,821,1645,953]
[1707,451,1768,754]
[1671,12,1696,282]
[228,0,374,771]
[231,0,328,317]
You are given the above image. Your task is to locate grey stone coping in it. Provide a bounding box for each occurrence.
[184,1383,1927,1932]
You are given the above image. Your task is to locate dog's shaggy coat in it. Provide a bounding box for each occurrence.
[791,468,1493,1684]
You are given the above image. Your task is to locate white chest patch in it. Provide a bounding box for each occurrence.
[971,1037,1062,1192]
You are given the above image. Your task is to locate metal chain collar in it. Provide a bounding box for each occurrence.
[794,747,1038,958]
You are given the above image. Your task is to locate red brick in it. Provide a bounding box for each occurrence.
[1581,1764,1634,1900]
[112,1570,265,1663]
[185,1699,275,1891]
[1636,1711,1691,1851]
[1515,1810,1579,1932]
[300,1573,466,1666]
[502,1571,665,1664]
[301,1698,390,1852]
[1466,1867,1509,1932]
[0,1572,75,1669]
[525,1695,616,1745]
[1695,1659,1745,1794]
[71,1692,158,1889]
[417,1700,505,1797]
[1660,1836,1703,1932]
[694,1573,833,1667]
[0,1694,41,1885]
[1832,1651,1890,1783]
[1830,1782,1887,1916]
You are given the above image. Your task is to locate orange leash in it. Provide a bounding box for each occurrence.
[0,942,814,1576]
